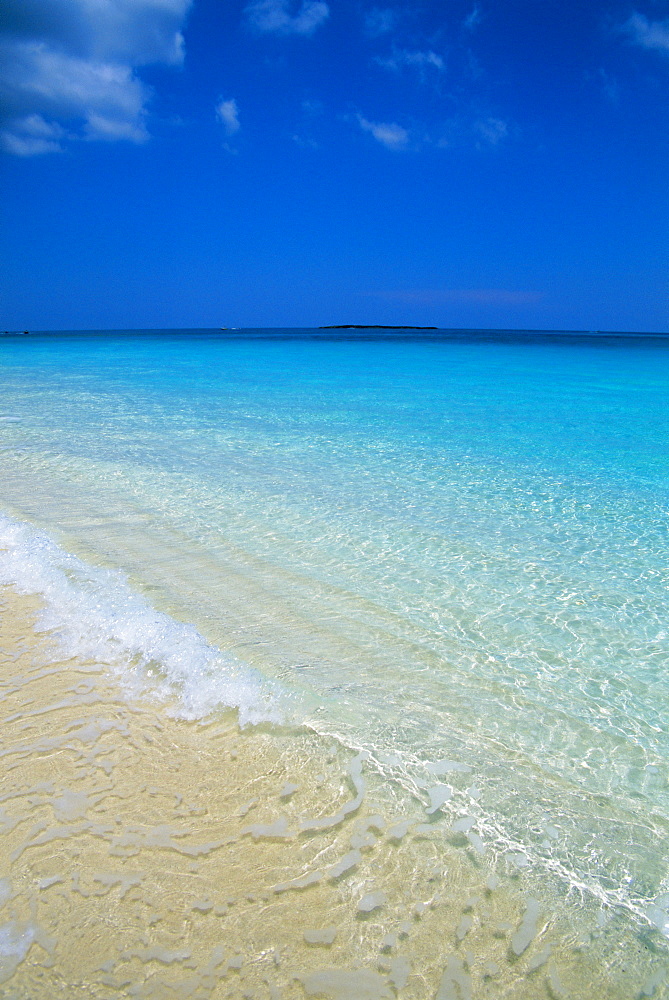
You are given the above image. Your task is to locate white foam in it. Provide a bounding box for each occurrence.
[241,816,292,840]
[387,956,411,989]
[304,927,337,946]
[387,820,412,842]
[456,915,473,941]
[300,752,368,832]
[302,968,392,999]
[426,759,472,776]
[0,514,282,726]
[273,870,323,893]
[125,945,191,965]
[511,898,541,956]
[357,890,386,913]
[426,785,452,814]
[328,850,361,879]
[645,894,669,938]
[435,956,472,1000]
[0,922,34,984]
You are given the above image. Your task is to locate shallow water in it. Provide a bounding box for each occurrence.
[0,329,668,995]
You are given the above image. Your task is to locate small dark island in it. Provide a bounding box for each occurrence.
[319,325,439,330]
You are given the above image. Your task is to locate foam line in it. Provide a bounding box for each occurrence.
[0,514,281,726]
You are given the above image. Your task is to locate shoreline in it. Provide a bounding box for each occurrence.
[1,585,666,998]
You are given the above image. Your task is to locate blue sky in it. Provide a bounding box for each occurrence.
[1,0,667,331]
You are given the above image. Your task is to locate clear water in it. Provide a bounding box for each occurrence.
[1,329,668,961]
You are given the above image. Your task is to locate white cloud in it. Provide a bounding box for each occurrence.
[0,112,64,155]
[377,48,445,73]
[245,0,329,36]
[216,98,240,135]
[14,112,63,138]
[475,117,507,145]
[358,115,409,150]
[463,5,482,32]
[1,0,189,65]
[3,42,149,117]
[0,0,191,155]
[624,12,669,54]
[85,112,148,142]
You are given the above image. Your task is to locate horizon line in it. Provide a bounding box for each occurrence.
[3,327,669,338]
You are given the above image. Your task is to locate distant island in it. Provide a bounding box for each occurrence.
[319,325,439,330]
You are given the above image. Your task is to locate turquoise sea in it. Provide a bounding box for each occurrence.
[1,328,668,995]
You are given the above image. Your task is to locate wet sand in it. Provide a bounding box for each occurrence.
[1,586,665,999]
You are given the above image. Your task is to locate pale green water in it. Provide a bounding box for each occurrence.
[0,329,668,993]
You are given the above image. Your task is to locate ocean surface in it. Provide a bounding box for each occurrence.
[1,328,668,994]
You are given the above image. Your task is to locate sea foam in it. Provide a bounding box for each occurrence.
[0,514,281,726]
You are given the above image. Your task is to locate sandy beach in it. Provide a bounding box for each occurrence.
[2,583,664,999]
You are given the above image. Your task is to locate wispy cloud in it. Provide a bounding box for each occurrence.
[85,113,148,143]
[301,98,324,116]
[364,8,397,37]
[475,117,508,145]
[216,98,241,135]
[292,133,318,148]
[590,67,619,104]
[358,115,409,150]
[245,0,329,36]
[0,112,64,156]
[0,0,191,155]
[623,12,669,54]
[376,48,445,73]
[463,5,482,32]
